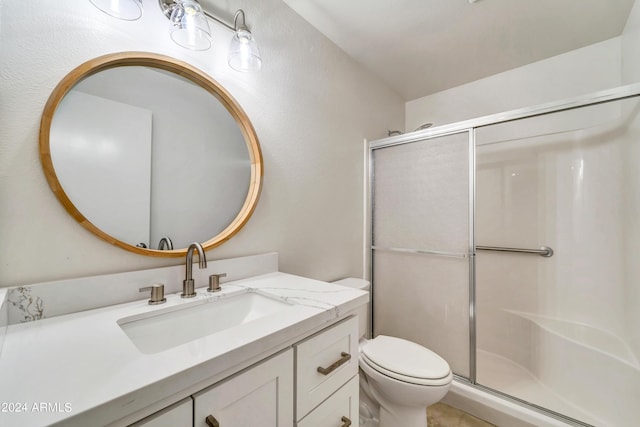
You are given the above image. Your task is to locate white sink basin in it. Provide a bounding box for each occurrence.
[118,292,293,354]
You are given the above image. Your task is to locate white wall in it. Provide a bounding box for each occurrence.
[406,37,622,130]
[622,0,640,83]
[0,0,404,287]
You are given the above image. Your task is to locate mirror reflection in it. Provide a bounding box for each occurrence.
[40,53,262,256]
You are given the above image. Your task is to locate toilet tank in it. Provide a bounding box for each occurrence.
[332,278,370,339]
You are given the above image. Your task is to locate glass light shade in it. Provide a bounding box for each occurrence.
[228,29,262,72]
[169,0,212,51]
[89,0,142,21]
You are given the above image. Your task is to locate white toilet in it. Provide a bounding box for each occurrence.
[333,278,452,427]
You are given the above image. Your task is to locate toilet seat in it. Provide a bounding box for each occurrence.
[361,335,452,386]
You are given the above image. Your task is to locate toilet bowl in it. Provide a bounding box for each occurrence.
[333,278,452,427]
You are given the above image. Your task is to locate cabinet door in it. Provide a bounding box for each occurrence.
[129,397,193,427]
[297,375,359,427]
[193,349,293,427]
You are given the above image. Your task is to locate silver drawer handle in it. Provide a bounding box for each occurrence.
[317,352,351,375]
[205,414,220,427]
[341,416,352,427]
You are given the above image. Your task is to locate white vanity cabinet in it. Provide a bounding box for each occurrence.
[295,316,359,426]
[193,349,294,427]
[190,316,359,427]
[129,398,193,427]
[125,316,360,427]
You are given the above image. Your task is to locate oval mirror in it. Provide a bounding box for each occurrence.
[39,52,263,257]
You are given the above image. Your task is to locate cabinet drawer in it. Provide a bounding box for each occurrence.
[297,375,359,427]
[295,316,359,419]
[128,397,192,427]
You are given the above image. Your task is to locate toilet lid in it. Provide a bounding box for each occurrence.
[361,336,451,381]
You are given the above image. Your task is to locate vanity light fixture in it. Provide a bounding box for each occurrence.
[167,0,212,51]
[89,0,143,21]
[158,0,262,71]
[228,10,262,72]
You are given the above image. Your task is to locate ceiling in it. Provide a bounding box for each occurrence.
[282,0,636,101]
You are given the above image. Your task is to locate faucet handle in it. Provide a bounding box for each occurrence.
[207,273,227,293]
[139,283,166,305]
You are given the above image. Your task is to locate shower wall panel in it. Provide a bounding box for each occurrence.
[621,100,640,361]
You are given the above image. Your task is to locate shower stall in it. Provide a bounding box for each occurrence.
[368,84,640,427]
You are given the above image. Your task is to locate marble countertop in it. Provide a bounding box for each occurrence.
[0,272,367,427]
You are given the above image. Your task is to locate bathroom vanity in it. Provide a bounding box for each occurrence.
[0,51,368,427]
[0,254,367,427]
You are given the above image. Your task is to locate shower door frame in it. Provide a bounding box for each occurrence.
[367,82,640,427]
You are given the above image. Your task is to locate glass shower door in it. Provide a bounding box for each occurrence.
[474,98,640,426]
[371,131,472,377]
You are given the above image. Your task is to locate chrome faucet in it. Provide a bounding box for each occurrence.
[157,236,173,250]
[182,242,207,298]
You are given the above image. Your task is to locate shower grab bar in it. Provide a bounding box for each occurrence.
[372,245,553,258]
[371,245,467,259]
[476,245,554,257]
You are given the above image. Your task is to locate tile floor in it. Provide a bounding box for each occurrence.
[427,403,496,427]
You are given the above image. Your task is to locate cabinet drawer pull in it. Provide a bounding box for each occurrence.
[205,414,220,427]
[317,352,351,375]
[341,416,352,427]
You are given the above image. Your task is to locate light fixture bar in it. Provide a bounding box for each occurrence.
[201,10,234,32]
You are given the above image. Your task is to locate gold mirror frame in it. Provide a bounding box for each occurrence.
[39,52,263,257]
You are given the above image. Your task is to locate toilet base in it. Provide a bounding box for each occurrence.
[379,403,428,427]
[361,373,433,427]
[359,380,380,427]
[360,364,450,427]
